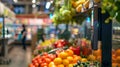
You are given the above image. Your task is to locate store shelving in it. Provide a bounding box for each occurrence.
[0,1,16,64]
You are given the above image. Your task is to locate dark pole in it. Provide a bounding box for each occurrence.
[91,7,99,50]
[2,15,5,56]
[98,8,112,67]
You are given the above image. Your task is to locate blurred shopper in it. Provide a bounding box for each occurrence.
[37,26,45,42]
[21,24,27,50]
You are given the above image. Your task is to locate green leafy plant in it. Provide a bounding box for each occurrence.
[101,0,120,23]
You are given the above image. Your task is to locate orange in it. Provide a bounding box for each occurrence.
[73,55,78,58]
[58,52,68,59]
[48,62,56,67]
[116,56,120,63]
[66,64,73,67]
[66,49,74,56]
[112,63,117,67]
[67,56,73,63]
[87,55,96,61]
[57,64,64,67]
[116,49,120,56]
[96,56,101,62]
[81,58,88,63]
[118,63,120,67]
[72,56,81,63]
[112,55,117,63]
[93,49,101,57]
[73,56,79,63]
[53,58,62,65]
[77,56,82,61]
[62,59,69,66]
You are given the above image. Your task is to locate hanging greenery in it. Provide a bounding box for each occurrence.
[52,0,92,25]
[101,0,120,23]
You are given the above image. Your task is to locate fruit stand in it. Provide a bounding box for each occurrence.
[29,0,120,67]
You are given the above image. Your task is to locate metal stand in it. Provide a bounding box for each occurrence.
[0,38,11,65]
[0,16,11,65]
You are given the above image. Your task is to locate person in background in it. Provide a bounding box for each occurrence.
[37,26,45,42]
[21,24,27,50]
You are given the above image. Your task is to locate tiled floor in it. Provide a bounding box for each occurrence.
[0,45,32,67]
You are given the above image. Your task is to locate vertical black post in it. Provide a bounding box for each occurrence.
[91,7,99,50]
[2,16,5,56]
[3,16,5,39]
[99,9,112,67]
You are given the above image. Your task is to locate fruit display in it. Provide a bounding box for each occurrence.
[53,40,69,48]
[30,47,101,67]
[40,38,56,47]
[29,53,56,67]
[33,39,69,56]
[30,37,120,67]
[33,39,56,56]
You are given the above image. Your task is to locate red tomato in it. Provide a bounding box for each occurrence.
[36,55,41,59]
[29,64,35,67]
[41,56,46,61]
[34,62,39,67]
[40,63,48,67]
[49,55,56,60]
[37,58,42,64]
[43,52,48,56]
[33,60,38,65]
[32,58,36,63]
[43,66,47,67]
[45,58,51,63]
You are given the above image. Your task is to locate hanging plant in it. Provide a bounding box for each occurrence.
[52,0,77,25]
[101,0,120,23]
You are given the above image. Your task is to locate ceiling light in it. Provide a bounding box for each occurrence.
[13,0,18,3]
[46,2,51,9]
[50,1,53,3]
[32,4,36,8]
[32,0,36,3]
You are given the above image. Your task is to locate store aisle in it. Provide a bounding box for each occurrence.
[0,45,32,67]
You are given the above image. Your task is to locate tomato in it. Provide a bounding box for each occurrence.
[32,58,36,63]
[29,64,35,67]
[45,58,51,63]
[43,52,48,56]
[43,66,47,67]
[36,55,41,59]
[49,55,56,60]
[56,43,63,48]
[33,60,38,65]
[41,56,47,61]
[34,62,39,67]
[40,63,48,67]
[37,58,42,64]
